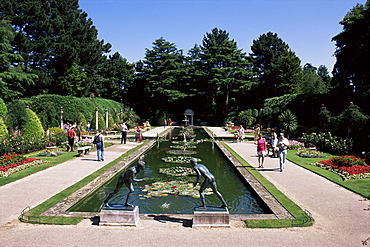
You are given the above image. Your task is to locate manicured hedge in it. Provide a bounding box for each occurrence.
[7,94,123,131]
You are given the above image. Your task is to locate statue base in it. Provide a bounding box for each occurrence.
[99,205,139,226]
[192,206,230,228]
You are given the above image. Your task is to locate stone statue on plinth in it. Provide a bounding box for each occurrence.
[103,156,147,208]
[190,158,227,209]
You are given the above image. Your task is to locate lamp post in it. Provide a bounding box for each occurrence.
[60,107,64,129]
[105,108,108,129]
[95,107,99,130]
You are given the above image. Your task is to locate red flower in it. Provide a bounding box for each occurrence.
[172,186,177,188]
[173,195,178,197]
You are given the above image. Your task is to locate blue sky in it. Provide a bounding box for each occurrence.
[78,0,362,73]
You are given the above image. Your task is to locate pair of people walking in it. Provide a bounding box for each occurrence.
[255,131,289,171]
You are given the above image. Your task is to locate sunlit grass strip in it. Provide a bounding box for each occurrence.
[20,142,148,225]
[287,151,370,198]
[221,142,313,228]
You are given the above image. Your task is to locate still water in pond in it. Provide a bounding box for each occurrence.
[69,128,267,214]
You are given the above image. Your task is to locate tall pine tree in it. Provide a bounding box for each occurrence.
[249,32,290,100]
[191,28,255,123]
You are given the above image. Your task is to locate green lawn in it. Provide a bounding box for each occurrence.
[19,142,147,225]
[0,143,111,186]
[287,150,370,198]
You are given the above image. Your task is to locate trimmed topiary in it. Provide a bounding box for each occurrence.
[0,118,8,138]
[23,108,45,139]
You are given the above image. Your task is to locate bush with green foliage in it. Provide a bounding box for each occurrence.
[5,100,28,134]
[23,108,45,139]
[278,109,297,138]
[48,127,67,146]
[0,98,7,117]
[301,132,353,156]
[238,110,255,128]
[0,135,45,155]
[0,118,8,138]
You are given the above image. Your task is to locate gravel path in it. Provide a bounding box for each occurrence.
[0,127,368,247]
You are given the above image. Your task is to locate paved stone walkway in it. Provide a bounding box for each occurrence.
[0,127,369,246]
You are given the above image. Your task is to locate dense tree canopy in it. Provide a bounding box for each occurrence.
[0,19,37,100]
[193,28,255,122]
[332,0,370,94]
[0,0,113,97]
[1,0,369,129]
[249,32,290,100]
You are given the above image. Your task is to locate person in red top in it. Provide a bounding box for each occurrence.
[136,126,143,143]
[67,126,76,152]
[255,133,267,168]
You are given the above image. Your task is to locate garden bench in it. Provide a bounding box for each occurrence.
[81,135,93,140]
[105,130,118,135]
[77,146,92,157]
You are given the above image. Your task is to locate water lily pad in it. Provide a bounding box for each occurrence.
[159,166,196,176]
[142,181,213,198]
[166,150,197,155]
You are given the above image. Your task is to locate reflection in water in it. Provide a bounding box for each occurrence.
[69,128,267,215]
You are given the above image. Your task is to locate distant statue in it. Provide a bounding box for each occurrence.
[190,158,227,209]
[103,156,147,207]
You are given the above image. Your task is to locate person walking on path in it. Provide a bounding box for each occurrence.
[276,132,290,172]
[121,122,128,144]
[76,122,83,142]
[67,126,76,151]
[255,133,267,168]
[269,128,278,158]
[94,129,104,161]
[237,125,245,143]
[136,126,143,143]
[254,123,261,141]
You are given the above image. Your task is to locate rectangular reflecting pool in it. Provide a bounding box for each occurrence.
[68,128,271,215]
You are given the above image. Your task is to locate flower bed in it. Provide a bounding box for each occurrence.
[288,140,304,150]
[312,155,370,180]
[37,150,64,157]
[296,149,326,158]
[0,154,44,177]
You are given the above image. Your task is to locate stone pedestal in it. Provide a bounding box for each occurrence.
[99,205,139,226]
[192,206,230,228]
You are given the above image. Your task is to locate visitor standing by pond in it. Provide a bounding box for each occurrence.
[136,126,143,143]
[277,133,290,172]
[255,133,267,168]
[94,129,104,161]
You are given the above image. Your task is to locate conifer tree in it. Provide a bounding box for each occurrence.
[192,28,255,122]
[250,32,290,100]
[0,19,37,100]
